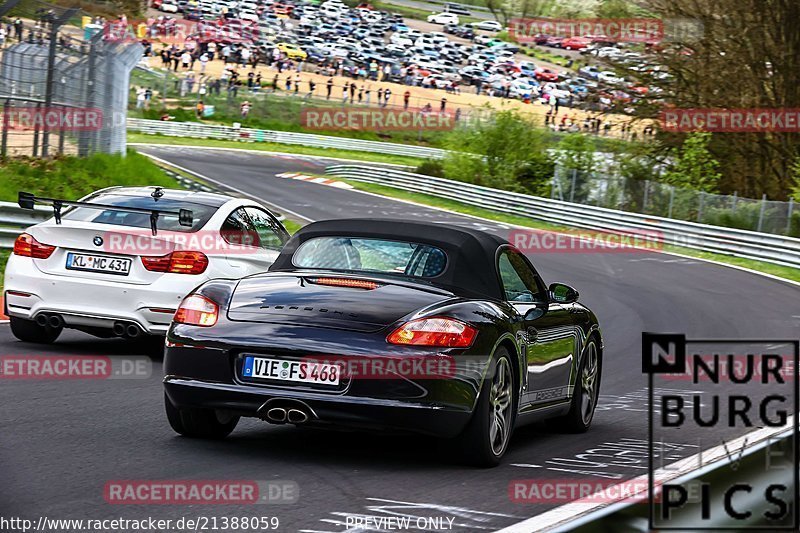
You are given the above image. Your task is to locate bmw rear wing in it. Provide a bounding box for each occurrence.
[18,188,193,236]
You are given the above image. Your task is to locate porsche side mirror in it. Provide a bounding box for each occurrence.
[549,282,579,304]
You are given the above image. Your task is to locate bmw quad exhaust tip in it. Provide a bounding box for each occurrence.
[112,322,127,337]
[35,314,63,328]
[126,324,141,338]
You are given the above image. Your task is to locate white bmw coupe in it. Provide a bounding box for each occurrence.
[4,186,289,344]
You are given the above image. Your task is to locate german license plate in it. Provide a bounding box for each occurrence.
[66,252,131,275]
[242,356,341,385]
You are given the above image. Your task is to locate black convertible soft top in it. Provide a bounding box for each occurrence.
[269,218,510,300]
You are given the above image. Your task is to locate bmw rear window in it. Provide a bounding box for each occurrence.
[292,237,447,278]
[62,195,217,232]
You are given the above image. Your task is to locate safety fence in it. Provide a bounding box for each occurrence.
[0,0,142,157]
[127,117,447,159]
[325,165,800,269]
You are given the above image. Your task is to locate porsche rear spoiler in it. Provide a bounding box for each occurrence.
[18,188,193,236]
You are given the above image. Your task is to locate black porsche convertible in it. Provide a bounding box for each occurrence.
[163,219,602,466]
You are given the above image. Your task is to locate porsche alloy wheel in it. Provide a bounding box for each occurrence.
[580,341,600,426]
[549,338,601,433]
[460,347,516,467]
[489,356,513,456]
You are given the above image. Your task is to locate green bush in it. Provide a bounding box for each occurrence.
[415,160,445,178]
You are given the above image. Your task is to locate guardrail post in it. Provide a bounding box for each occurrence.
[642,181,649,213]
[697,191,705,222]
[32,102,41,157]
[1,99,8,158]
[668,185,675,218]
[757,194,767,232]
[731,191,738,212]
[786,198,794,235]
[569,169,577,203]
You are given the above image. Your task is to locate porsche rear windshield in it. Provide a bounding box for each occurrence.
[292,237,447,278]
[62,195,216,232]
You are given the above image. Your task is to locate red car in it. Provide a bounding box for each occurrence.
[561,37,591,50]
[534,67,559,82]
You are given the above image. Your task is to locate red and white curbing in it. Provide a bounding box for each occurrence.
[275,172,354,189]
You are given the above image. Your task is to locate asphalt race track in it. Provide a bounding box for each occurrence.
[2,145,798,532]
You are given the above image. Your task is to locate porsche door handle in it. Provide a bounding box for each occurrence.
[526,327,538,342]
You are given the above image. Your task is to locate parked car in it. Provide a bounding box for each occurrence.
[534,67,560,81]
[471,20,502,32]
[427,12,459,25]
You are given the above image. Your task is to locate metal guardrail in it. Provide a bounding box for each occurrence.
[0,202,52,248]
[127,119,448,160]
[325,165,800,269]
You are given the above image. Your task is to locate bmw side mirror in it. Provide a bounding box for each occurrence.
[549,283,579,304]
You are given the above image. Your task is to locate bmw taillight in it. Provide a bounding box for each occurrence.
[13,233,55,259]
[387,317,477,348]
[174,294,219,326]
[141,251,209,274]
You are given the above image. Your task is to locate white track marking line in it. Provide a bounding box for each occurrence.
[140,153,313,223]
[129,143,414,168]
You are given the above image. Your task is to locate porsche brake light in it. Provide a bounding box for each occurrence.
[141,251,209,274]
[387,317,477,348]
[310,277,380,290]
[174,294,218,326]
[13,233,55,259]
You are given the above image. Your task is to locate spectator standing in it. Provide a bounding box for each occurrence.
[326,77,333,99]
[403,90,410,110]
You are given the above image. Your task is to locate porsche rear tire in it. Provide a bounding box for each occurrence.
[549,338,601,433]
[459,347,516,467]
[9,316,62,344]
[164,393,239,439]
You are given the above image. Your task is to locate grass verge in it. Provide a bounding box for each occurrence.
[127,133,425,167]
[341,179,800,283]
[0,151,177,202]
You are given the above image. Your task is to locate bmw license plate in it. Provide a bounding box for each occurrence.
[242,356,341,386]
[66,252,131,275]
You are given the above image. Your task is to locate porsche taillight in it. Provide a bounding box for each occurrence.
[141,251,209,274]
[174,294,218,326]
[13,233,55,259]
[387,317,477,348]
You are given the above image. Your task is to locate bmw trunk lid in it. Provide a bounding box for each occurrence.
[227,274,453,332]
[27,221,180,285]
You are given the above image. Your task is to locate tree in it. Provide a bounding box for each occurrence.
[661,132,721,192]
[442,111,555,194]
[630,0,800,199]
